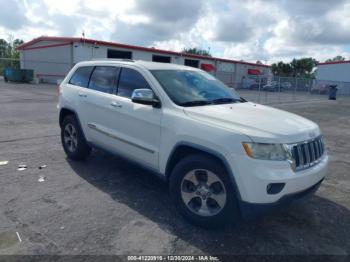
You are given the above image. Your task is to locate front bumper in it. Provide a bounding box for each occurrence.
[239,178,324,218]
[226,152,328,204]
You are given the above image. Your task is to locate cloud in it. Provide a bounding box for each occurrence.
[213,15,253,42]
[269,1,350,46]
[50,14,80,36]
[0,0,27,30]
[134,0,203,23]
[279,0,346,17]
[0,0,350,63]
[111,0,204,45]
[209,0,278,43]
[283,18,350,45]
[214,0,350,62]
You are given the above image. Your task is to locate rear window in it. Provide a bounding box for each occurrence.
[69,66,94,87]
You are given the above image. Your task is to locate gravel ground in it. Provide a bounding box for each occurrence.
[0,81,349,258]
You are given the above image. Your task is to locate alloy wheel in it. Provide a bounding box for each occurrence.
[181,169,227,216]
[63,123,78,152]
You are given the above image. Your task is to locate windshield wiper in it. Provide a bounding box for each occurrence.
[210,98,240,104]
[179,100,213,107]
[240,97,247,102]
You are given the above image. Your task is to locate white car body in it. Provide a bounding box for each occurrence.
[58,60,328,214]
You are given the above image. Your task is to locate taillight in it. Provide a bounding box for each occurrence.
[57,85,61,95]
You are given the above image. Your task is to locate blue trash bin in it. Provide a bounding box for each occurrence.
[328,85,338,100]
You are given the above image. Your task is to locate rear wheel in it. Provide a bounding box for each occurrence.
[169,154,240,228]
[61,115,91,160]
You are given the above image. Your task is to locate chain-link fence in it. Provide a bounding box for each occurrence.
[215,71,235,88]
[234,75,350,105]
[312,79,350,96]
[1,57,350,104]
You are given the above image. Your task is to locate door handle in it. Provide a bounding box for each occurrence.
[110,101,122,108]
[78,93,87,98]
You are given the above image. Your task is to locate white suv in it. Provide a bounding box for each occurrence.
[58,60,328,227]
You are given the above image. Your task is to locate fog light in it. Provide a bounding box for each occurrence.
[267,183,285,194]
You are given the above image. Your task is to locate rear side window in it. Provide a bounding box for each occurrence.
[69,66,94,87]
[117,68,150,98]
[88,66,119,94]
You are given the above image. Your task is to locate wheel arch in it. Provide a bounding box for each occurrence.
[165,142,242,201]
[59,107,88,141]
[59,107,76,127]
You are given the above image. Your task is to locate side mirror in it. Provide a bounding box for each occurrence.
[131,89,161,108]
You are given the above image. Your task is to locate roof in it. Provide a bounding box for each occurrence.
[135,60,197,70]
[317,60,350,66]
[77,59,195,70]
[17,36,271,68]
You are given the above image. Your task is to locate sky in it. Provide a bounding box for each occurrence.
[1,0,350,64]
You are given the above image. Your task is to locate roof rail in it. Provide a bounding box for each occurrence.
[91,58,135,62]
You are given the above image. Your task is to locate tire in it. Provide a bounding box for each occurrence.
[169,154,240,228]
[61,114,91,160]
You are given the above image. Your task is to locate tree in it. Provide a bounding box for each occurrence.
[182,47,212,57]
[256,60,263,65]
[271,61,293,76]
[10,39,24,59]
[0,38,23,58]
[290,58,317,77]
[0,37,24,73]
[0,39,10,57]
[271,58,317,78]
[325,56,346,62]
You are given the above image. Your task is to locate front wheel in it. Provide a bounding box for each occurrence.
[169,154,240,228]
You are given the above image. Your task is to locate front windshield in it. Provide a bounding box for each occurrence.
[151,70,243,106]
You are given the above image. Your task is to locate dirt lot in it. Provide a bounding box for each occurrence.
[0,81,349,258]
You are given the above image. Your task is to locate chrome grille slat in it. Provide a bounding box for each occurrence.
[291,136,325,171]
[297,145,304,166]
[304,144,311,166]
[318,140,322,156]
[315,141,320,159]
[314,141,319,159]
[310,142,316,162]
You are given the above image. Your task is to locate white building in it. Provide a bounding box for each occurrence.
[17,36,271,86]
[316,61,350,82]
[316,60,350,95]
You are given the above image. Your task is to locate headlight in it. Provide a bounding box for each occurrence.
[242,142,290,161]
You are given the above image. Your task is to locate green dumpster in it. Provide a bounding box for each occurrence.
[3,68,34,83]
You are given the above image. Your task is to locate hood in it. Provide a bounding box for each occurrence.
[184,102,320,144]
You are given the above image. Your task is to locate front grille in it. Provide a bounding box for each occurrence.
[290,136,325,171]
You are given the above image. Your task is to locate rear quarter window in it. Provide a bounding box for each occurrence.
[69,66,94,88]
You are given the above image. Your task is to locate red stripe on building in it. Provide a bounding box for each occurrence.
[317,60,350,66]
[23,42,72,51]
